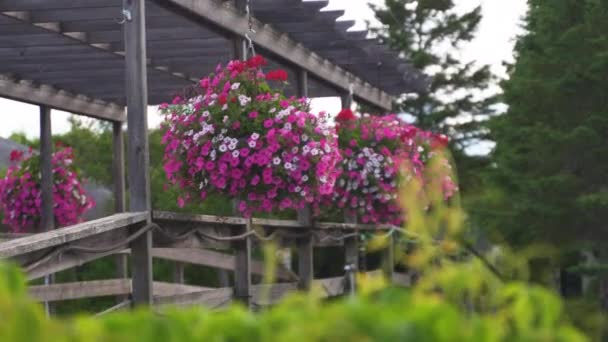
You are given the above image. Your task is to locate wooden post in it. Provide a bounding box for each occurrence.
[173,263,185,284]
[381,233,395,282]
[40,105,55,316]
[233,219,251,307]
[112,121,129,298]
[340,91,352,110]
[112,121,126,213]
[295,70,312,290]
[232,0,247,61]
[297,206,313,290]
[344,212,358,294]
[39,105,54,233]
[298,70,308,98]
[124,0,152,306]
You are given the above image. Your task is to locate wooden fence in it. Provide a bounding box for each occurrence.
[0,210,411,314]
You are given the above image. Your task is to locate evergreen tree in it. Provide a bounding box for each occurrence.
[369,0,496,161]
[487,0,608,247]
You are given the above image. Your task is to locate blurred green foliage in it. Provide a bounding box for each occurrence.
[0,259,588,341]
[0,147,592,341]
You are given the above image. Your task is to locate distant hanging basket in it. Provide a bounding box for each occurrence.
[0,147,95,232]
[159,56,341,217]
[328,110,457,225]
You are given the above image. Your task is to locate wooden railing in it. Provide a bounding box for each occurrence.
[0,210,411,315]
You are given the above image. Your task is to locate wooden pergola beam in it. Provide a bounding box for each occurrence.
[158,0,394,110]
[0,74,125,122]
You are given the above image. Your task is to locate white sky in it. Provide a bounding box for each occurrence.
[0,0,527,144]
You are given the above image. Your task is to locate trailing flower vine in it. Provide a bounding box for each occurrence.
[0,147,95,232]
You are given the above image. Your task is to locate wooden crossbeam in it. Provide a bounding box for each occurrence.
[28,279,212,302]
[0,74,125,122]
[154,287,233,309]
[151,248,297,281]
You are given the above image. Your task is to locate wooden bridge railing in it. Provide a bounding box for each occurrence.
[0,210,411,315]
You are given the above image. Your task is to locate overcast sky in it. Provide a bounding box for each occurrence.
[0,0,527,140]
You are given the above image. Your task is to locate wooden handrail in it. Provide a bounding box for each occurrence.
[0,212,148,258]
[153,211,398,231]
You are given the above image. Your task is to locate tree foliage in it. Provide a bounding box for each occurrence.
[369,0,496,153]
[484,0,608,247]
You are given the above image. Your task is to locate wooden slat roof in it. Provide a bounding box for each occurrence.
[0,0,426,121]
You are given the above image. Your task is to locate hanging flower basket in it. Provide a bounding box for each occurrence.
[329,110,421,225]
[160,56,341,217]
[0,147,95,232]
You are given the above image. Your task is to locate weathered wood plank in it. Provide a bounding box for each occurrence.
[316,221,396,231]
[392,272,412,287]
[0,74,125,122]
[0,212,148,258]
[28,279,211,302]
[154,288,233,309]
[151,248,296,281]
[29,279,131,302]
[251,282,297,306]
[27,249,129,281]
[153,211,247,226]
[312,276,345,298]
[153,211,394,231]
[153,281,213,297]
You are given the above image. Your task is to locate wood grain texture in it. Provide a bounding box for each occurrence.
[152,248,296,281]
[0,212,147,258]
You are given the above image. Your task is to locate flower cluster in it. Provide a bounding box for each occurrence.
[330,110,422,225]
[414,130,458,201]
[160,56,341,217]
[329,110,457,225]
[0,147,95,232]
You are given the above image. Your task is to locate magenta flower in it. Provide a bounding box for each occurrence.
[159,56,342,217]
[0,148,95,232]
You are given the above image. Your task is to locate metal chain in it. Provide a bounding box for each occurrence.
[244,0,257,58]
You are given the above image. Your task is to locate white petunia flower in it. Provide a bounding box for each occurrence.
[251,133,260,140]
[219,144,227,152]
[231,82,240,90]
[273,157,281,165]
